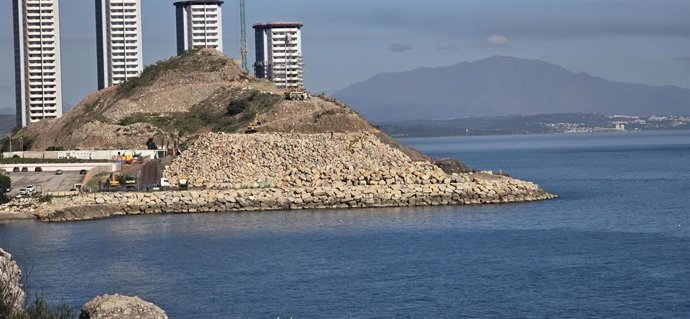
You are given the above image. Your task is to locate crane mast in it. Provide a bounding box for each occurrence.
[239,0,248,72]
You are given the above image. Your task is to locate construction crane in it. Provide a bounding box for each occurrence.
[239,0,248,72]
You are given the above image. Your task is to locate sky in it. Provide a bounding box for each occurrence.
[1,0,689,112]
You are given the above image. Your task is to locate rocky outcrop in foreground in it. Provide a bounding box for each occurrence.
[80,294,168,319]
[1,248,167,319]
[0,248,25,317]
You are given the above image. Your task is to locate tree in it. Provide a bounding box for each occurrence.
[0,175,10,204]
[145,138,158,150]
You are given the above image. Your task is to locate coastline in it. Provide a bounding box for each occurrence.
[33,172,556,222]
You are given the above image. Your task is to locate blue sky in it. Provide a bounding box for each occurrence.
[1,0,689,111]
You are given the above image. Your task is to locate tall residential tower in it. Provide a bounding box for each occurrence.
[95,0,143,89]
[253,22,304,89]
[13,0,63,127]
[174,0,224,55]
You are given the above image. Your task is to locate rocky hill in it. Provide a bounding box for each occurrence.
[334,56,690,121]
[12,49,411,156]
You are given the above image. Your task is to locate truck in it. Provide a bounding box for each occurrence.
[284,88,310,101]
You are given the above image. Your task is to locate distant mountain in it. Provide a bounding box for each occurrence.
[0,115,15,135]
[334,56,690,121]
[0,107,13,115]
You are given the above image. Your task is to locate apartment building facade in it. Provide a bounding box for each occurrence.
[13,0,63,127]
[95,0,144,89]
[253,22,304,89]
[174,0,224,55]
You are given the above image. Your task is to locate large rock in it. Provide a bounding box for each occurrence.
[0,248,26,317]
[79,294,167,319]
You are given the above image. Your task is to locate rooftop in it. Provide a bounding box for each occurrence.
[173,0,224,6]
[253,21,304,29]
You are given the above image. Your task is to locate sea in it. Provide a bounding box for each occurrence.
[1,130,689,318]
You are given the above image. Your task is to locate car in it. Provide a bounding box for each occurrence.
[35,167,43,172]
[13,167,20,172]
[21,167,28,172]
[79,169,87,175]
[25,185,35,193]
[18,188,28,196]
[55,169,63,175]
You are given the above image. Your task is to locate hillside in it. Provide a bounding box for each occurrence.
[9,49,429,162]
[334,56,690,121]
[12,50,368,148]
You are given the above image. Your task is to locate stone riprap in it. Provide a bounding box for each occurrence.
[163,133,449,189]
[80,294,168,319]
[0,248,26,317]
[0,198,44,218]
[36,172,555,222]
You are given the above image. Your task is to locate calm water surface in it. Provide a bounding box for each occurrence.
[1,131,689,318]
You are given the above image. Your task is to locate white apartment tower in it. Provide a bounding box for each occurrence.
[174,0,224,55]
[95,0,144,89]
[12,0,63,128]
[253,22,304,89]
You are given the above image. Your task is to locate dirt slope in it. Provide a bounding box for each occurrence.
[12,49,453,166]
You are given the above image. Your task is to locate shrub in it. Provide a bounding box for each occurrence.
[44,146,64,152]
[0,175,10,204]
[146,138,158,150]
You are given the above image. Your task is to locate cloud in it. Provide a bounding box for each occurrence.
[485,35,508,47]
[388,43,414,53]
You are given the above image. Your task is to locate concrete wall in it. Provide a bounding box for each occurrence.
[2,149,166,160]
[0,163,117,173]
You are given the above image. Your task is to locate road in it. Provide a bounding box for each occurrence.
[6,172,84,194]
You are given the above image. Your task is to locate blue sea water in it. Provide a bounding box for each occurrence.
[1,131,689,318]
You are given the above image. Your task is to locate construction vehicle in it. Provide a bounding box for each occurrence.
[109,179,120,188]
[245,114,261,134]
[284,88,310,101]
[178,178,189,190]
[123,153,134,165]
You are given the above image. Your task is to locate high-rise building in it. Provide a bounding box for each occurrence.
[95,0,143,89]
[253,22,304,89]
[174,0,224,55]
[13,0,63,128]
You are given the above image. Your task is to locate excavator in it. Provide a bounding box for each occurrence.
[245,114,261,134]
[284,87,310,101]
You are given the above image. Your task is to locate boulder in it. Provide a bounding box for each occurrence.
[80,294,167,319]
[0,248,26,317]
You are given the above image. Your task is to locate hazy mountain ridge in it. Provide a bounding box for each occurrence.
[0,115,15,135]
[334,56,690,121]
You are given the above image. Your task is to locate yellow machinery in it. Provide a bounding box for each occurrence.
[245,114,261,134]
[284,88,310,101]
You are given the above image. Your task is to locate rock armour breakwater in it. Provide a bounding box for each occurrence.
[37,172,555,222]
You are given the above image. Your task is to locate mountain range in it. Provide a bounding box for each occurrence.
[0,115,14,135]
[334,56,690,122]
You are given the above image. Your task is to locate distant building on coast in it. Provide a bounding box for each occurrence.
[253,22,304,89]
[96,0,144,89]
[13,0,64,127]
[174,0,224,55]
